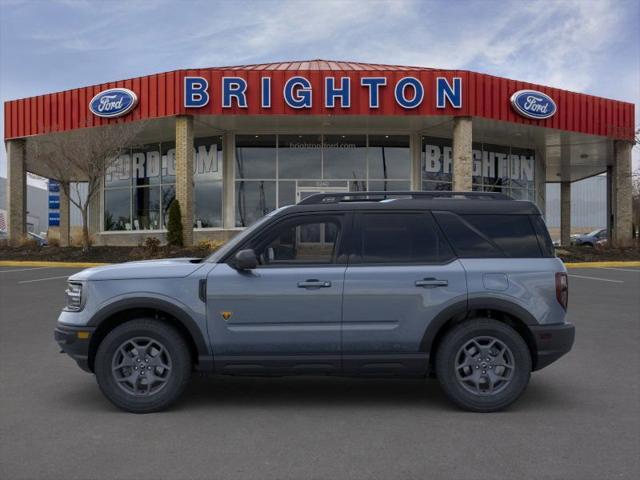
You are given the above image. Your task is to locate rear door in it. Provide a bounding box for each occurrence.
[341,211,467,374]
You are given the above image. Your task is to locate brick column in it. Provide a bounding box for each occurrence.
[410,133,422,191]
[59,182,70,247]
[452,117,473,191]
[222,133,236,229]
[611,141,633,247]
[6,139,27,245]
[175,115,194,246]
[560,181,571,247]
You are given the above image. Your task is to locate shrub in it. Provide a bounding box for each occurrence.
[196,239,225,252]
[166,200,183,247]
[144,236,161,255]
[48,237,61,247]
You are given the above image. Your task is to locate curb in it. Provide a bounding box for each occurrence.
[0,260,109,268]
[563,261,640,268]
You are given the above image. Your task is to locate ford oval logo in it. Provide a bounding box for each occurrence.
[510,89,556,120]
[89,88,138,118]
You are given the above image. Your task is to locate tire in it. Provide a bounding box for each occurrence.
[435,319,531,412]
[94,319,192,413]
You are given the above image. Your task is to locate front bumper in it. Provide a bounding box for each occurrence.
[530,322,575,371]
[54,324,96,372]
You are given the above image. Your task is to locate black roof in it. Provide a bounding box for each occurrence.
[280,191,541,216]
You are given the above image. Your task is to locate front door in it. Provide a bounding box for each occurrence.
[341,211,468,375]
[206,212,351,374]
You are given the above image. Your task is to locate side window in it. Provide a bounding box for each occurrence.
[435,211,543,258]
[356,212,454,264]
[253,216,342,266]
[530,214,555,257]
[462,214,542,258]
[433,211,502,258]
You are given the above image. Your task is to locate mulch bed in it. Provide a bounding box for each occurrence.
[0,244,638,264]
[0,245,216,263]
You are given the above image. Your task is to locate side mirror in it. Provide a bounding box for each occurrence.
[233,249,258,270]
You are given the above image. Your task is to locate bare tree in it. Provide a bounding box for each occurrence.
[27,122,143,250]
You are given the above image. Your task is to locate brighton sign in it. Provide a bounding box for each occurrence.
[510,89,557,120]
[89,88,138,118]
[183,75,464,110]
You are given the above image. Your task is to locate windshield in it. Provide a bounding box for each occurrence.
[587,229,603,237]
[204,206,291,263]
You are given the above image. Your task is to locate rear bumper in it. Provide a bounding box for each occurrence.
[54,324,95,372]
[530,322,575,371]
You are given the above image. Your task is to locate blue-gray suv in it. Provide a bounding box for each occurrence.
[55,191,575,413]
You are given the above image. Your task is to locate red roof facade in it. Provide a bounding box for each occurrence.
[3,60,635,141]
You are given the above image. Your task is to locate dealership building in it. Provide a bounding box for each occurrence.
[3,60,636,246]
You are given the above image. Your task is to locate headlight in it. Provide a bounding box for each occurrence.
[65,282,84,311]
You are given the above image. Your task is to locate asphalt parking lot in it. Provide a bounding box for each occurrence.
[1,265,639,480]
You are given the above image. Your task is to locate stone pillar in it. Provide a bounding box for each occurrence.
[452,117,473,191]
[59,182,70,247]
[6,139,27,245]
[560,181,571,247]
[175,115,194,246]
[410,133,422,191]
[611,141,633,247]
[222,133,236,229]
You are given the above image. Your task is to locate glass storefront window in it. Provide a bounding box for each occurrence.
[104,188,131,231]
[132,186,161,230]
[161,185,175,228]
[195,181,223,228]
[278,134,322,179]
[323,135,366,180]
[132,143,161,187]
[422,136,537,198]
[368,135,410,179]
[236,180,276,227]
[236,135,276,179]
[103,136,223,232]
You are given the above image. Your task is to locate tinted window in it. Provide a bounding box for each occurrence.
[435,211,543,258]
[356,213,454,264]
[530,215,555,257]
[433,211,501,258]
[254,217,341,265]
[462,215,541,258]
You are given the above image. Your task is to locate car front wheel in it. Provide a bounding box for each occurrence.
[94,319,192,413]
[435,319,531,412]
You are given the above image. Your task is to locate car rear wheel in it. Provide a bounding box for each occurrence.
[435,319,531,412]
[94,319,192,413]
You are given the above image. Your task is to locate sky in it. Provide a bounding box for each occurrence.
[1,0,638,183]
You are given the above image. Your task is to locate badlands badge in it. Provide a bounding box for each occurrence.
[221,311,233,321]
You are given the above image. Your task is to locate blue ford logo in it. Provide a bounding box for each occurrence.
[510,90,556,120]
[89,88,138,118]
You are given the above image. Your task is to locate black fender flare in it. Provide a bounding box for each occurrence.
[420,297,538,353]
[87,297,210,361]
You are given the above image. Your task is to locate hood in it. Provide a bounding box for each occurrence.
[69,258,206,281]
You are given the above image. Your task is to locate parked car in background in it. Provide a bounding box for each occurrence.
[572,229,607,247]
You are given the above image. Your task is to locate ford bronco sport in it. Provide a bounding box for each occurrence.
[55,191,574,413]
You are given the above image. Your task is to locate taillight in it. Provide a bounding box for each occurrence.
[555,272,568,310]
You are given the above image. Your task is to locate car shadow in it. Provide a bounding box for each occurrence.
[56,374,576,414]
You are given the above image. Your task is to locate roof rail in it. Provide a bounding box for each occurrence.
[297,191,512,205]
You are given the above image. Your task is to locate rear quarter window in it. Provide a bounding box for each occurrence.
[433,212,543,258]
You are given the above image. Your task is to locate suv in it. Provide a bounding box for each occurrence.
[55,191,574,413]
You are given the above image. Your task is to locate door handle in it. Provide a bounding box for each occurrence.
[415,278,448,288]
[297,279,332,289]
